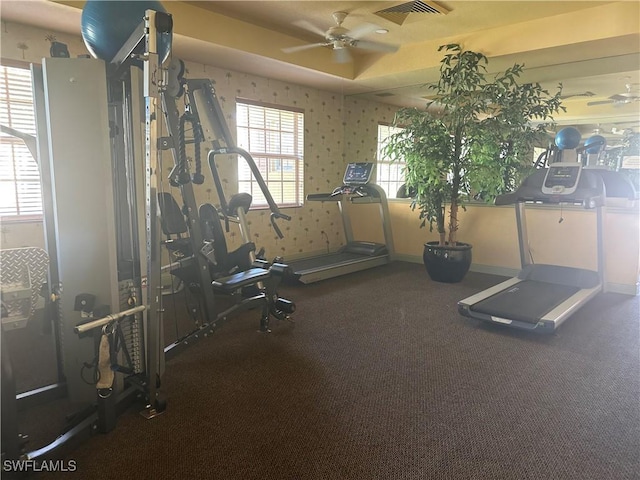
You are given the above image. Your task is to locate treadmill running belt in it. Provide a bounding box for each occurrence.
[470,281,580,324]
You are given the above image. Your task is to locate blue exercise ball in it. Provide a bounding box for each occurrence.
[584,135,607,154]
[81,0,171,64]
[555,127,582,150]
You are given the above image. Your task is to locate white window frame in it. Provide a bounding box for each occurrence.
[236,99,304,208]
[0,63,42,221]
[376,123,406,199]
[533,146,548,166]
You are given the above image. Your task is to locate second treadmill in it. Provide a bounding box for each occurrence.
[458,162,606,333]
[288,163,394,284]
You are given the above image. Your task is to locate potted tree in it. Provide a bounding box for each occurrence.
[384,44,564,282]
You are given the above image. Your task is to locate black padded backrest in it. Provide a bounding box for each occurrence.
[226,193,252,216]
[199,203,228,261]
[157,192,188,235]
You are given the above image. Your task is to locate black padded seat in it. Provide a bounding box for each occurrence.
[212,268,271,294]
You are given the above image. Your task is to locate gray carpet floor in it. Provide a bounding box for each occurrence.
[19,261,640,479]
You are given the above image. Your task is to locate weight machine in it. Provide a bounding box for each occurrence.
[158,73,295,351]
[1,8,293,464]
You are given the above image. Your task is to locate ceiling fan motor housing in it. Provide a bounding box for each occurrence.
[327,25,348,40]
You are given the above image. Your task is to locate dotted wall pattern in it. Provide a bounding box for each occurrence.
[1,21,400,262]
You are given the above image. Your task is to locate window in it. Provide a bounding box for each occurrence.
[236,100,304,208]
[0,64,42,219]
[532,146,548,167]
[376,123,406,199]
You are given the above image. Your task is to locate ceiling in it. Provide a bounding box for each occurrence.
[2,0,639,141]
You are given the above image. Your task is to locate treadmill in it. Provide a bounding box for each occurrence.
[288,162,394,284]
[458,162,606,333]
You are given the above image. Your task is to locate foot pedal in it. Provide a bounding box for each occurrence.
[140,406,165,420]
[140,393,167,419]
[275,298,295,314]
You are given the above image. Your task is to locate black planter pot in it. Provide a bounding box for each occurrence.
[422,241,473,283]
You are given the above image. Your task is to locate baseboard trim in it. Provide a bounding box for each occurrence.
[605,282,640,296]
[393,255,517,278]
[469,263,519,278]
[391,254,422,264]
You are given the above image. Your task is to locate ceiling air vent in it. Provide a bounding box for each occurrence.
[375,1,449,26]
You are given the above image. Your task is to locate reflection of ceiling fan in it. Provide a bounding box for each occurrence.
[587,84,640,106]
[282,11,399,63]
[560,91,595,100]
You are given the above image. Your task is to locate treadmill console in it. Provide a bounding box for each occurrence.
[542,162,582,195]
[344,163,375,186]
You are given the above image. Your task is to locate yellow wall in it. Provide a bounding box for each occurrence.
[1,21,639,293]
[350,200,640,292]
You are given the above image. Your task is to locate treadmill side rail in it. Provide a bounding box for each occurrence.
[540,285,601,326]
[458,278,522,307]
[296,253,389,284]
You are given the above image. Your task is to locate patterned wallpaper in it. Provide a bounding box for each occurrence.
[343,99,397,164]
[182,60,349,259]
[0,20,399,262]
[0,21,86,62]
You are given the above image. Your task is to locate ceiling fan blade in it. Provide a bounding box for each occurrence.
[282,42,327,54]
[352,40,399,53]
[609,94,631,102]
[292,20,327,38]
[560,91,595,100]
[345,23,380,40]
[587,100,615,106]
[333,47,352,64]
[344,22,378,40]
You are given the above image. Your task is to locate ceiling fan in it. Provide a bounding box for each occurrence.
[587,84,640,106]
[282,11,399,63]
